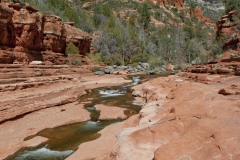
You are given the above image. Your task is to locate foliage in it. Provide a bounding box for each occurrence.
[140,2,151,30]
[186,0,224,21]
[65,42,79,55]
[223,0,240,30]
[87,52,104,65]
[75,58,82,66]
[13,0,224,67]
[223,0,240,13]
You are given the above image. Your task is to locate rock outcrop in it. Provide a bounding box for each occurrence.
[193,6,212,24]
[66,74,240,160]
[0,63,132,159]
[216,10,240,51]
[0,1,91,64]
[185,10,240,76]
[110,75,240,160]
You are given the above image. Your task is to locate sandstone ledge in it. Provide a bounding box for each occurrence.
[67,74,240,160]
[94,104,127,121]
[0,70,131,159]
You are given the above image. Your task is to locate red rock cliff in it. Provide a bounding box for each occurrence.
[216,10,240,51]
[0,1,91,64]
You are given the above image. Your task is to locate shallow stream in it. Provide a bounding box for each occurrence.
[6,74,165,160]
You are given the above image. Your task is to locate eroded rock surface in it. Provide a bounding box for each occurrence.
[67,74,240,160]
[0,64,131,159]
[109,75,240,160]
[94,104,127,120]
[0,1,91,64]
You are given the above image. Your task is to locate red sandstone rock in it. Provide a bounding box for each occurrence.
[113,70,128,75]
[218,88,235,95]
[193,6,212,24]
[0,1,91,64]
[166,63,174,71]
[216,10,240,52]
[94,104,127,120]
[108,75,240,160]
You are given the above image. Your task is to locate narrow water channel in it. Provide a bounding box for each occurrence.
[6,75,146,160]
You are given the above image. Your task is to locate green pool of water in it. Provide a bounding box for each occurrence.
[6,74,168,160]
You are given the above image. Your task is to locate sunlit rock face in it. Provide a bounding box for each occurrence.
[0,1,91,64]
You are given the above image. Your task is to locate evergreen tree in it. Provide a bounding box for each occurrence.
[140,2,151,30]
[223,0,240,30]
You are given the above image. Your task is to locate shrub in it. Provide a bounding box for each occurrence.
[75,58,82,66]
[87,52,104,65]
[65,42,79,55]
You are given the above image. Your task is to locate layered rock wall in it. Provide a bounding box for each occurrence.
[216,10,240,51]
[0,1,91,64]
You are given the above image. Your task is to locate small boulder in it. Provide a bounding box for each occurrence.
[94,71,105,75]
[137,65,144,71]
[138,62,150,69]
[104,68,110,74]
[218,88,235,95]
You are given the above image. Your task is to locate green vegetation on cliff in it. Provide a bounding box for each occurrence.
[223,0,240,30]
[11,0,224,67]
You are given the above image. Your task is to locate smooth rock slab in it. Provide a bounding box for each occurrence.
[94,104,127,120]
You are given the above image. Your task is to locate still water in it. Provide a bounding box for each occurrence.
[7,76,144,160]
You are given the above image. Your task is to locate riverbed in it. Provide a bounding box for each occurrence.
[6,76,143,160]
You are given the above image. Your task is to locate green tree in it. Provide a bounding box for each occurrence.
[140,2,151,30]
[223,0,240,13]
[223,0,240,30]
[188,1,197,15]
[65,42,79,55]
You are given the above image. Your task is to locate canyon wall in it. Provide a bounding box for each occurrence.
[216,10,240,51]
[0,1,91,64]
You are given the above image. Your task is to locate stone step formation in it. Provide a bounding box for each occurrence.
[0,64,93,123]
